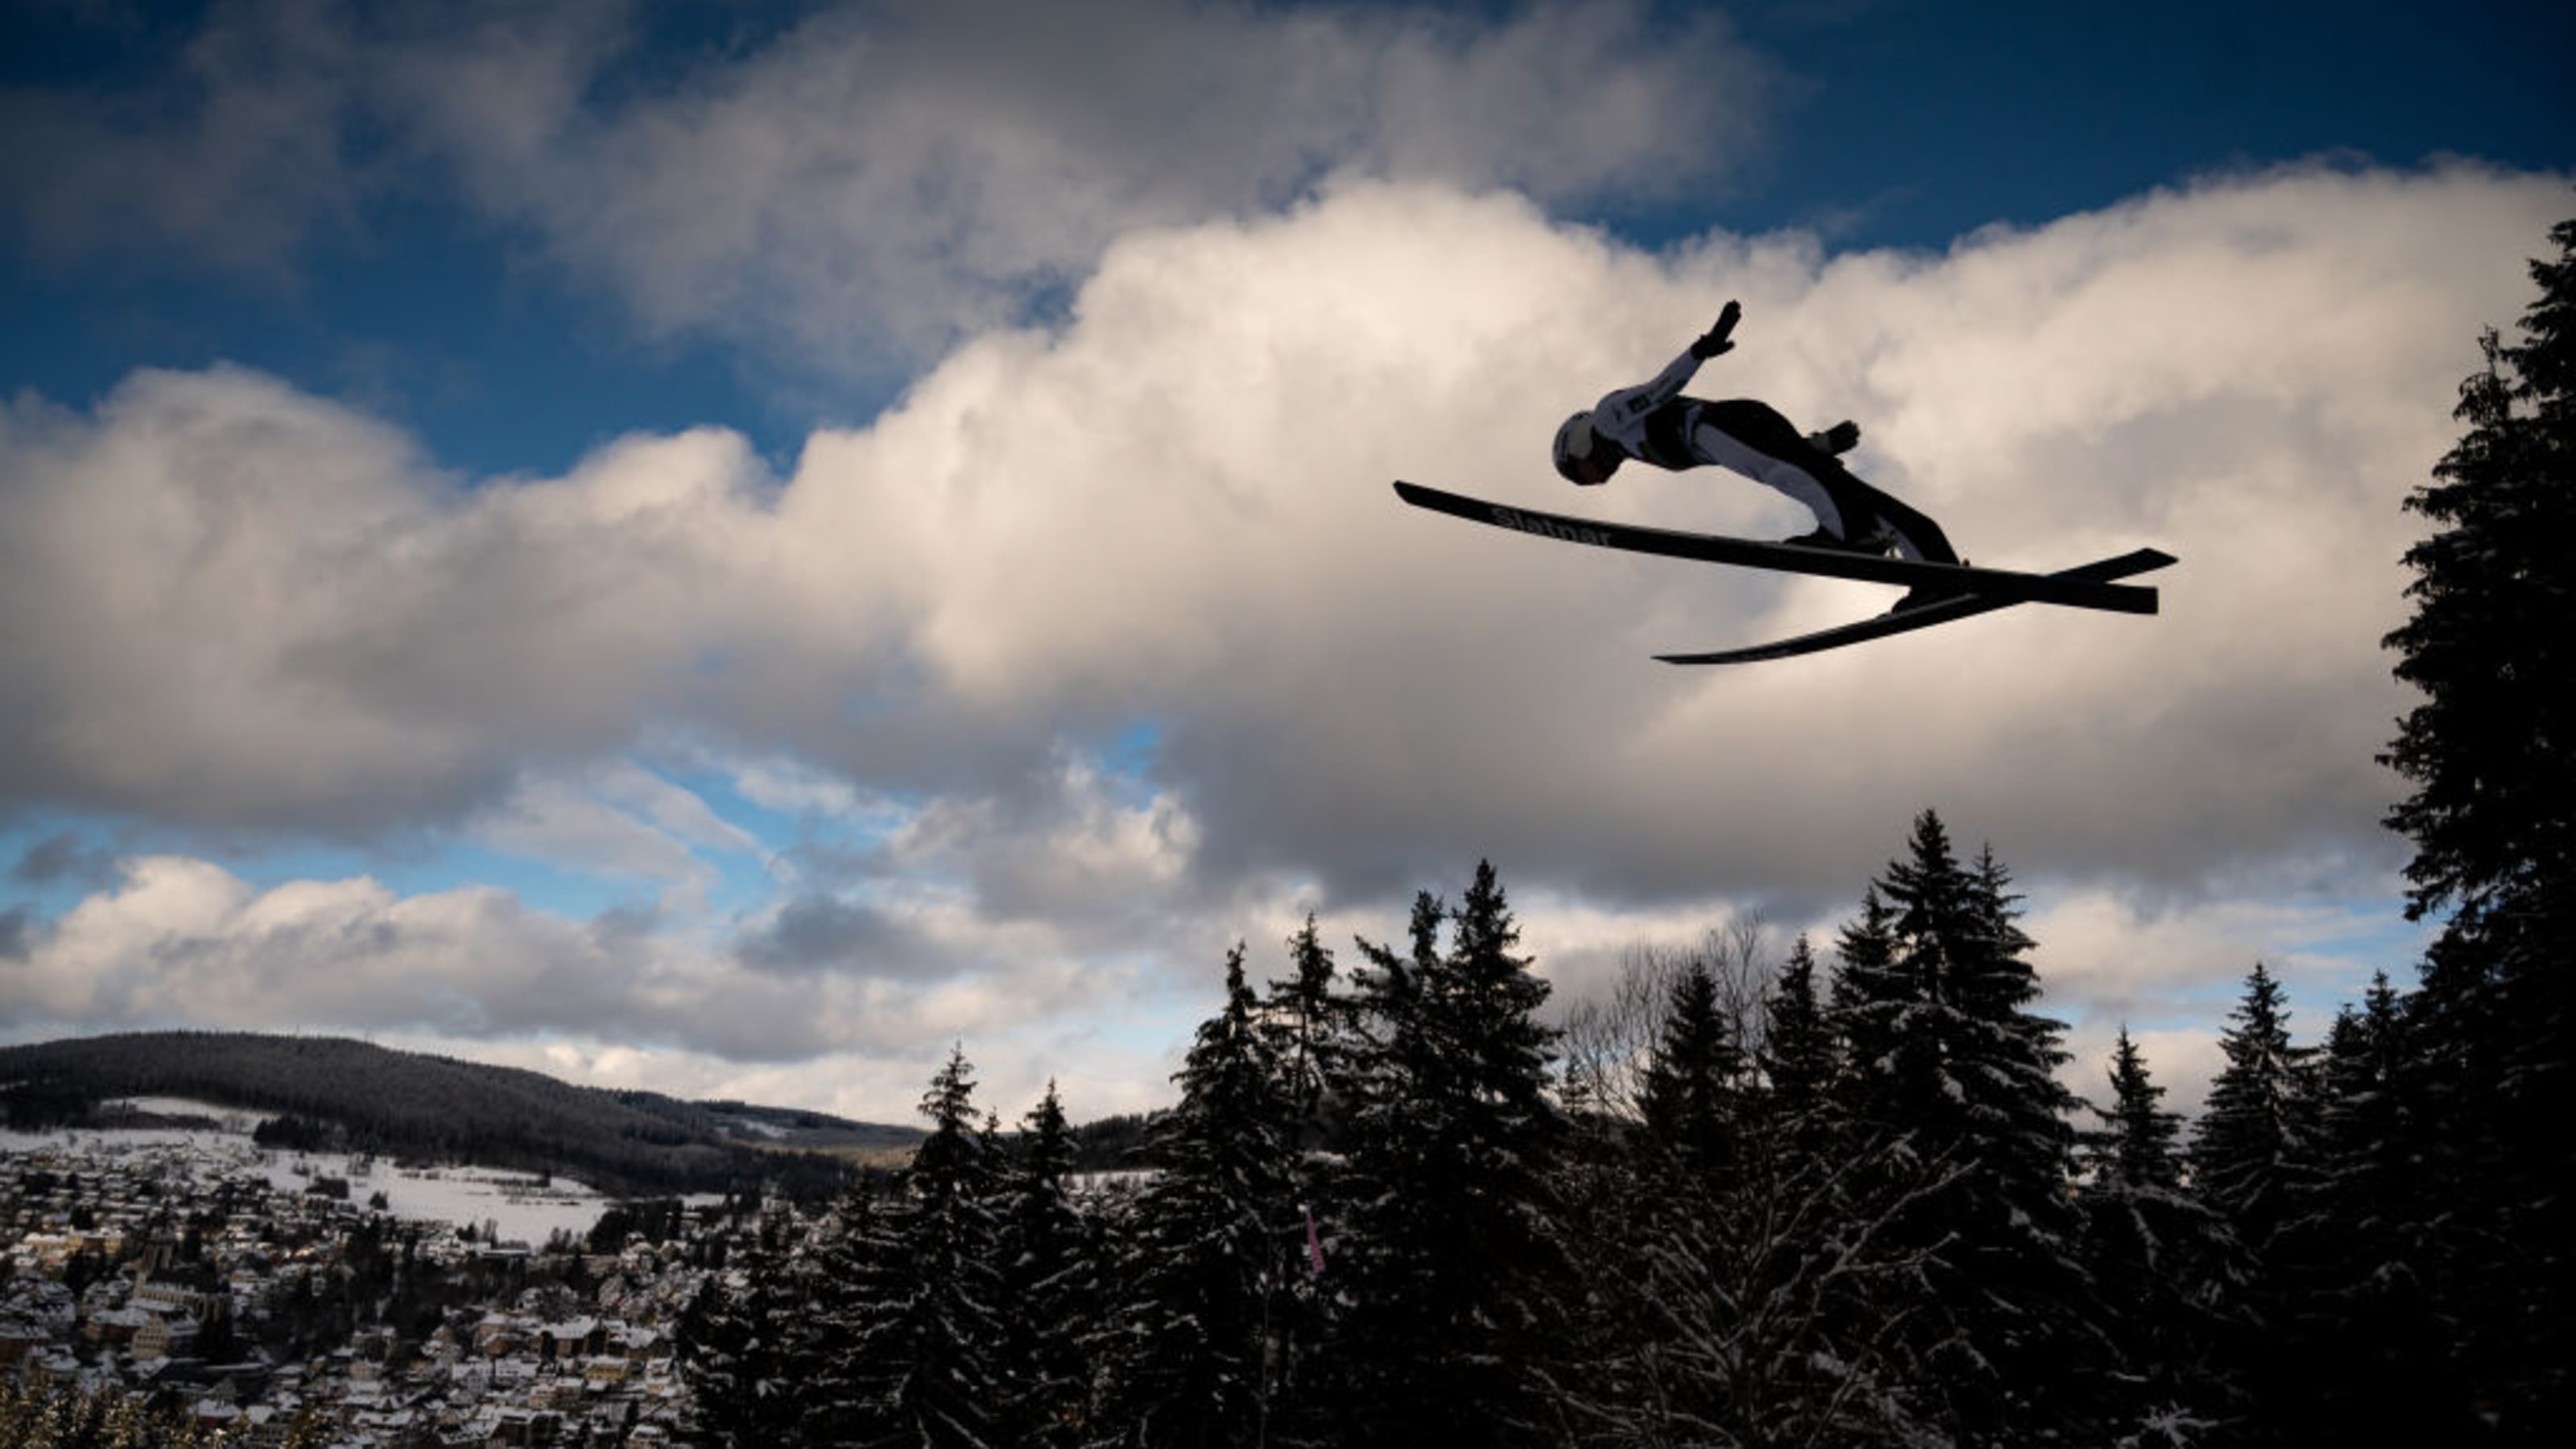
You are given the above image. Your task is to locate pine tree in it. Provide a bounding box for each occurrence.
[801,1194,894,1445]
[2076,1029,2242,1435]
[1104,945,1300,1447]
[2190,963,2346,1442]
[2305,976,2418,1280]
[2380,214,2576,1434]
[1262,913,1346,1152]
[2091,1028,2183,1193]
[2269,975,2475,1443]
[832,1045,1009,1448]
[999,1082,1100,1448]
[1830,812,2097,1441]
[1637,960,1745,1179]
[1328,862,1564,1448]
[2191,962,2318,1259]
[1551,931,1961,1448]
[1953,844,2081,1203]
[1827,885,1905,1127]
[1257,914,1344,1423]
[679,1219,832,1449]
[2384,217,2576,945]
[1758,934,1837,1125]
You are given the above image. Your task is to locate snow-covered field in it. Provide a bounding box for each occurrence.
[2,1098,612,1245]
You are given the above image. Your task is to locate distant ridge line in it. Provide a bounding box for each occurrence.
[0,1030,917,1196]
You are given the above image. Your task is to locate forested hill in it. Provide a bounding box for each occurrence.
[0,1031,915,1197]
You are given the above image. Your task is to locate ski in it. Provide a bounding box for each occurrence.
[1655,550,2177,664]
[1393,480,2174,615]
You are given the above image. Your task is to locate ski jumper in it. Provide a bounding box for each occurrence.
[1575,349,1959,566]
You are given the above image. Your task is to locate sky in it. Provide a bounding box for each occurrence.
[4,0,2571,1129]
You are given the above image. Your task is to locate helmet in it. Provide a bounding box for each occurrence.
[1553,412,1604,484]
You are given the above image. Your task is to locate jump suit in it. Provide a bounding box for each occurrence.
[1579,349,1959,566]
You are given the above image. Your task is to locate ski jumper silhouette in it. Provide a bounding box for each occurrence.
[1551,301,1962,580]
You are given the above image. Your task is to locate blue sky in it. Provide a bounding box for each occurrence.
[3,0,2569,1122]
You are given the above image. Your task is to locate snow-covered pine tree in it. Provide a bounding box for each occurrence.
[1593,1121,1974,1448]
[2381,215,2576,1434]
[2299,976,2420,1286]
[677,1227,828,1449]
[2186,961,2344,1441]
[2091,1028,2184,1193]
[2190,962,2318,1261]
[1750,933,1856,1212]
[831,1045,1009,1448]
[1262,913,1346,1152]
[2075,1028,2243,1437]
[799,1191,895,1445]
[1102,944,1300,1447]
[1257,914,1345,1425]
[1647,926,1989,1442]
[2384,217,2576,1013]
[1327,862,1564,1449]
[1757,934,1837,1133]
[1546,931,1973,1448]
[1827,884,1903,1126]
[999,1081,1100,1449]
[1830,812,2099,1441]
[2265,974,2474,1443]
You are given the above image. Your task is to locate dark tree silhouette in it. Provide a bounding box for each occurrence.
[2381,213,2576,1437]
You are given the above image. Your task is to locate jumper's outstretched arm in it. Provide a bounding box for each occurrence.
[1690,299,1743,360]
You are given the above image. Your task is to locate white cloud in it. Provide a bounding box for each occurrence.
[2025,871,2428,1120]
[0,369,785,831]
[723,753,882,822]
[0,849,1167,1088]
[2025,878,2422,1022]
[0,838,2333,1124]
[463,762,766,910]
[3,0,1769,374]
[881,748,1201,930]
[401,0,1769,369]
[7,165,2560,893]
[5,163,2566,1114]
[592,761,764,858]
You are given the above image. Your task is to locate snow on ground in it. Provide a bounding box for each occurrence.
[2,1098,613,1245]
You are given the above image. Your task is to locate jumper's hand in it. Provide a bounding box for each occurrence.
[1690,300,1743,359]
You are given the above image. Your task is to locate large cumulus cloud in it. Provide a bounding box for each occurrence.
[5,162,2567,1117]
[0,369,783,830]
[10,165,2557,887]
